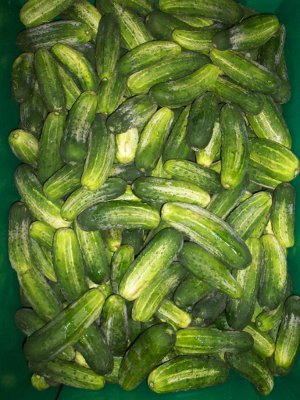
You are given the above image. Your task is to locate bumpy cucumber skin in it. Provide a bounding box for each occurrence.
[29,221,55,250]
[196,120,221,167]
[30,239,57,282]
[156,299,192,329]
[111,245,135,293]
[174,274,213,310]
[146,10,190,41]
[56,63,81,111]
[173,28,218,54]
[12,53,35,103]
[115,128,139,164]
[8,129,39,166]
[97,69,127,115]
[243,323,275,358]
[122,229,145,254]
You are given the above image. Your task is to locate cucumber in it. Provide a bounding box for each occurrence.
[159,0,243,25]
[256,303,284,332]
[132,262,186,322]
[174,15,213,28]
[175,327,253,354]
[24,288,105,362]
[122,229,144,254]
[150,156,173,179]
[30,239,56,282]
[226,238,262,330]
[274,296,300,371]
[60,91,97,164]
[148,355,228,393]
[174,275,213,310]
[56,63,81,110]
[119,323,176,391]
[187,93,219,151]
[72,41,97,68]
[273,53,291,104]
[17,21,92,52]
[243,323,275,358]
[104,356,122,384]
[196,120,221,167]
[52,44,98,91]
[135,108,174,172]
[226,192,272,240]
[98,0,153,16]
[97,69,127,115]
[156,300,191,329]
[31,374,50,391]
[133,177,210,207]
[119,228,183,301]
[101,294,129,356]
[74,221,109,284]
[145,11,190,41]
[213,15,280,51]
[162,202,251,270]
[164,159,221,194]
[102,229,122,253]
[173,28,219,54]
[127,52,209,95]
[43,164,83,201]
[118,41,181,75]
[249,138,299,182]
[225,351,274,396]
[116,185,143,201]
[34,49,65,113]
[150,63,221,107]
[29,221,55,250]
[15,165,71,229]
[192,291,226,327]
[111,245,135,293]
[37,111,65,183]
[53,228,87,302]
[249,162,281,190]
[15,308,45,336]
[220,104,249,189]
[8,129,39,166]
[210,49,280,95]
[96,14,120,80]
[259,234,287,310]
[116,128,139,164]
[107,95,157,134]
[178,242,242,299]
[11,53,35,103]
[259,24,285,70]
[30,359,105,390]
[247,96,292,148]
[20,0,76,28]
[212,76,263,115]
[61,178,126,221]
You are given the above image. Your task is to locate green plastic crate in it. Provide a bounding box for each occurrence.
[0,0,299,399]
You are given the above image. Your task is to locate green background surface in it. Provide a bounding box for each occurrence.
[0,0,299,399]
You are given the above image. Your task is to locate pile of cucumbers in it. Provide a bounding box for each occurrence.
[8,0,300,395]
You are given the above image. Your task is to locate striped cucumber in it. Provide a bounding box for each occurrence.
[196,120,221,167]
[29,221,55,250]
[173,28,219,54]
[243,323,275,358]
[30,239,56,282]
[156,300,192,329]
[174,275,213,310]
[8,129,39,166]
[12,53,35,103]
[249,162,281,190]
[97,0,153,16]
[145,10,190,41]
[175,15,213,28]
[97,69,127,115]
[192,291,226,327]
[56,63,81,111]
[111,245,135,293]
[115,128,139,164]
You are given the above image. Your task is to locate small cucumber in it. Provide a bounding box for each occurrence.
[30,239,56,282]
[192,291,226,327]
[174,275,213,310]
[146,10,190,41]
[56,63,81,111]
[29,221,55,250]
[116,128,139,164]
[97,69,127,115]
[8,129,39,166]
[173,28,219,54]
[243,323,275,358]
[156,299,191,329]
[11,53,35,103]
[111,245,135,293]
[196,120,221,167]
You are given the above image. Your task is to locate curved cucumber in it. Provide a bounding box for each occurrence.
[111,245,135,293]
[174,275,213,310]
[97,69,127,115]
[8,129,39,166]
[11,53,35,103]
[256,303,284,332]
[29,221,55,250]
[102,228,122,253]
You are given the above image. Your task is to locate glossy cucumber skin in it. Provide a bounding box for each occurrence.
[174,275,213,310]
[120,228,183,301]
[56,63,81,111]
[173,28,218,54]
[97,69,127,115]
[8,129,39,166]
[192,291,226,327]
[243,323,275,358]
[156,299,191,329]
[119,323,176,391]
[146,10,189,41]
[11,53,35,103]
[29,221,55,250]
[115,128,139,164]
[111,245,135,293]
[162,202,252,270]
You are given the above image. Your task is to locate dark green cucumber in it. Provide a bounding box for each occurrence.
[145,10,190,41]
[192,291,227,327]
[122,229,144,254]
[37,111,65,183]
[226,238,262,330]
[15,165,71,229]
[52,44,98,91]
[96,14,120,80]
[107,95,157,134]
[72,41,97,69]
[159,0,243,25]
[43,164,83,201]
[127,52,210,95]
[115,128,139,164]
[109,163,145,183]
[60,90,97,164]
[12,53,35,103]
[97,68,127,115]
[15,308,45,336]
[273,53,291,104]
[61,178,126,221]
[243,323,275,358]
[225,351,274,396]
[119,228,183,301]
[210,49,280,95]
[259,234,287,310]
[30,239,56,282]
[8,129,39,166]
[156,299,192,329]
[187,93,219,151]
[178,242,242,299]
[119,323,176,391]
[173,28,219,54]
[175,327,253,354]
[56,63,81,111]
[196,120,221,167]
[111,245,135,293]
[17,21,92,52]
[174,275,213,310]
[150,63,220,108]
[29,221,55,250]
[104,356,122,384]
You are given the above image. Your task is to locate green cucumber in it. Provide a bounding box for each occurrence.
[148,355,228,393]
[56,63,81,110]
[111,245,135,293]
[11,53,35,103]
[156,299,191,329]
[105,356,122,384]
[178,242,242,299]
[159,0,243,25]
[162,202,252,270]
[61,178,126,221]
[119,228,183,301]
[192,291,226,327]
[259,234,287,310]
[249,162,281,190]
[29,221,55,250]
[15,165,71,229]
[60,90,97,164]
[273,53,291,104]
[210,49,280,94]
[119,323,176,391]
[102,229,122,252]
[8,129,39,166]
[175,327,253,354]
[175,15,213,28]
[31,374,50,391]
[256,303,284,332]
[37,111,65,183]
[150,157,173,179]
[122,229,144,254]
[173,28,219,54]
[52,44,98,91]
[243,323,275,358]
[196,120,221,167]
[17,21,92,52]
[96,14,120,80]
[97,0,153,16]
[97,69,127,115]
[187,93,219,151]
[145,10,190,41]
[75,221,109,284]
[15,308,45,337]
[34,49,65,113]
[226,238,262,330]
[115,128,139,164]
[30,239,56,282]
[259,24,285,71]
[72,41,97,68]
[127,52,210,95]
[174,275,213,310]
[271,183,295,248]
[150,63,220,107]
